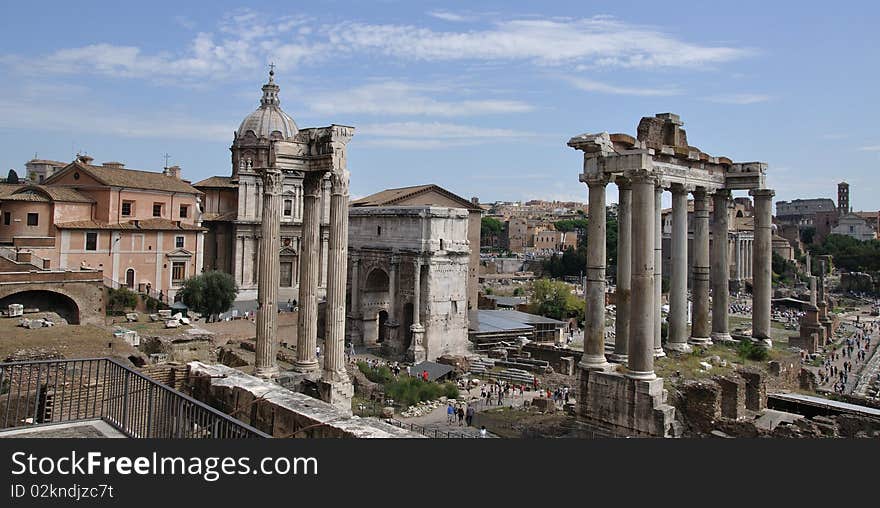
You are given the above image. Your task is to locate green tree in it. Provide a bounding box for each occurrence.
[481,217,504,236]
[529,279,582,321]
[178,271,238,322]
[107,287,138,315]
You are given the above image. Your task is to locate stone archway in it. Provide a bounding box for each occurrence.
[0,290,81,324]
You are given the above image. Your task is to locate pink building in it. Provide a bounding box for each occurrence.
[0,155,205,302]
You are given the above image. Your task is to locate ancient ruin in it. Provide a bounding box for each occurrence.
[568,113,775,436]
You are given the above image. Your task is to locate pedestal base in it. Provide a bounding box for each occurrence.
[710,332,734,343]
[254,365,280,379]
[293,360,319,374]
[578,354,611,371]
[665,342,693,354]
[688,337,713,347]
[318,379,354,415]
[653,347,666,358]
[577,368,678,437]
[607,353,628,364]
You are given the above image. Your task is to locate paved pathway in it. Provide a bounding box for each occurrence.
[816,314,880,395]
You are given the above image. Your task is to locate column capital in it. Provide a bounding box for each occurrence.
[614,175,631,190]
[350,252,361,264]
[329,169,350,196]
[670,182,693,195]
[627,169,659,186]
[261,168,283,195]
[302,171,324,196]
[713,188,732,199]
[390,254,401,266]
[579,172,610,187]
[749,188,776,199]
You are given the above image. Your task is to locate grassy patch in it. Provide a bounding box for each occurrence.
[384,377,459,407]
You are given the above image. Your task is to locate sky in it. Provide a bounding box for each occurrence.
[1,1,879,211]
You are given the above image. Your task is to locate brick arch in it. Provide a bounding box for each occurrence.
[0,280,104,326]
[0,290,80,324]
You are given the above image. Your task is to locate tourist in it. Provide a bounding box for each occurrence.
[457,405,465,426]
[447,403,455,424]
[422,370,429,382]
[466,405,475,426]
[479,426,487,438]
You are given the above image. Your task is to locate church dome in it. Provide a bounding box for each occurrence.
[236,68,298,140]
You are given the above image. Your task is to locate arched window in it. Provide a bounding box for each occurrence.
[125,268,135,289]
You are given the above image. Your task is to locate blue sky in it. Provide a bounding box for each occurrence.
[1,1,878,210]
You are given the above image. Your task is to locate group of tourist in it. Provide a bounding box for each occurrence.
[817,321,875,393]
[446,402,476,427]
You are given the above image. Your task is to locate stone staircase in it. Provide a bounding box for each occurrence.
[0,246,48,270]
[467,356,536,384]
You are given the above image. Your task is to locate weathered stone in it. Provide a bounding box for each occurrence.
[125,312,139,322]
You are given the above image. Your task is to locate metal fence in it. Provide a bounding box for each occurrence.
[0,358,268,438]
[385,418,478,438]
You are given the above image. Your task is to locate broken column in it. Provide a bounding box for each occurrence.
[611,177,631,363]
[320,167,354,411]
[295,172,324,373]
[750,189,774,346]
[581,174,610,370]
[711,190,732,343]
[690,187,712,346]
[667,184,691,353]
[653,184,665,357]
[254,168,283,378]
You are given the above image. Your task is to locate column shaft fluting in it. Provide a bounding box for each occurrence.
[581,178,609,369]
[295,172,323,372]
[388,255,399,325]
[653,185,665,357]
[711,190,731,342]
[409,258,426,361]
[612,178,631,362]
[750,189,775,343]
[323,170,351,382]
[667,185,690,352]
[690,188,712,344]
[254,169,283,377]
[627,173,656,379]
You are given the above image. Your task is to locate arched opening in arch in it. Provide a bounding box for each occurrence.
[125,268,135,289]
[402,303,414,351]
[0,290,80,324]
[364,268,389,293]
[736,210,744,218]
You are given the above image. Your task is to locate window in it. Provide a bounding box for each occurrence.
[3,212,10,225]
[121,201,133,216]
[26,213,38,226]
[86,232,98,251]
[153,203,163,217]
[280,262,293,287]
[175,236,184,249]
[179,205,188,218]
[377,226,382,236]
[171,262,186,284]
[283,199,293,217]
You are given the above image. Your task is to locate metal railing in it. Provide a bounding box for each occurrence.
[385,418,478,438]
[0,358,268,438]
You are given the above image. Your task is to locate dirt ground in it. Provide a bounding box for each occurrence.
[0,314,140,363]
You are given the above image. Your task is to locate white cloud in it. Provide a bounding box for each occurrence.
[427,11,470,22]
[326,17,752,68]
[355,121,543,149]
[308,81,532,117]
[2,13,753,87]
[567,77,682,96]
[858,145,880,152]
[703,93,771,104]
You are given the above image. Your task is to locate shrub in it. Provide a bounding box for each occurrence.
[107,287,138,315]
[357,361,394,384]
[384,377,458,407]
[736,340,769,361]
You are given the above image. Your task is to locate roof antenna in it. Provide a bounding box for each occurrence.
[163,153,171,170]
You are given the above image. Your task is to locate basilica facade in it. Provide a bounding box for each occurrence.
[197,71,331,302]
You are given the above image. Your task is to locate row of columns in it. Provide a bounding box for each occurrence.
[734,237,754,280]
[583,171,775,380]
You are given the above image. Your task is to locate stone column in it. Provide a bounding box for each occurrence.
[320,169,354,410]
[667,184,691,353]
[711,190,732,343]
[348,253,361,343]
[653,185,665,357]
[689,188,712,345]
[409,258,426,362]
[627,171,656,379]
[385,254,400,345]
[736,237,743,281]
[254,168,283,378]
[294,172,323,372]
[809,276,817,307]
[750,189,775,345]
[610,177,631,363]
[580,175,609,370]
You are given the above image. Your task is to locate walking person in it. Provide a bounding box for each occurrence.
[466,405,474,426]
[457,405,464,426]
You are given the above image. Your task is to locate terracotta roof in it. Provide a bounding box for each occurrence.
[47,162,202,195]
[194,176,238,189]
[0,183,94,203]
[55,218,205,231]
[352,183,480,211]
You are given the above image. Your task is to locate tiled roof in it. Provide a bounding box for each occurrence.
[27,159,67,166]
[47,162,202,195]
[352,184,480,211]
[55,218,205,231]
[194,176,238,188]
[0,183,94,203]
